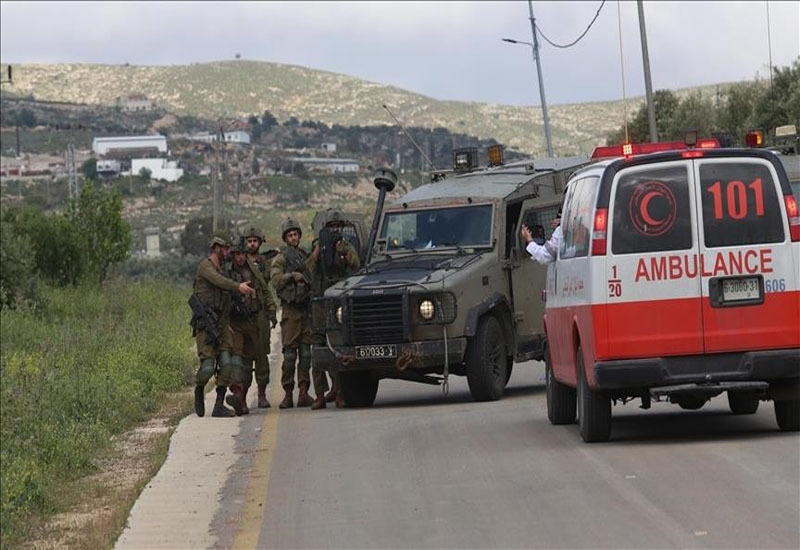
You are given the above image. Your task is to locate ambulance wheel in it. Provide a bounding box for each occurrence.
[728,391,759,415]
[774,399,800,431]
[466,315,507,401]
[577,346,611,442]
[340,371,379,407]
[546,345,576,425]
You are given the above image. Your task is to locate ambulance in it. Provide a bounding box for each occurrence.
[543,137,800,442]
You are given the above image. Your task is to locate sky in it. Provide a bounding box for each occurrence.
[1,1,798,107]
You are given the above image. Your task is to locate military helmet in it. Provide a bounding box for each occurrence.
[230,237,246,253]
[209,230,232,248]
[325,209,346,227]
[281,217,302,241]
[244,226,263,242]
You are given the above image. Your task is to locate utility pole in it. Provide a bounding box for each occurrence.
[212,139,219,232]
[637,0,658,142]
[65,143,78,199]
[528,0,554,157]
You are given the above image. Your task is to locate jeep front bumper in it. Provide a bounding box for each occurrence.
[313,337,468,373]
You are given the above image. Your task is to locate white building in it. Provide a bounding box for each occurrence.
[92,135,168,157]
[131,158,183,182]
[189,131,250,144]
[291,157,359,174]
[321,142,337,153]
[115,94,153,112]
[96,159,121,175]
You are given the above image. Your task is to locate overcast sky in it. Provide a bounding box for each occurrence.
[1,1,798,106]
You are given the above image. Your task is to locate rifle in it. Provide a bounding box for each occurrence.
[284,245,313,285]
[318,226,342,283]
[188,293,221,345]
[230,291,251,320]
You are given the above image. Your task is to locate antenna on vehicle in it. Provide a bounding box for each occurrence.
[382,104,436,171]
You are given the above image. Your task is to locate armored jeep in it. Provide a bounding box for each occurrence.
[312,148,590,406]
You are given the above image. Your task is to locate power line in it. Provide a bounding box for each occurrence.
[535,1,606,49]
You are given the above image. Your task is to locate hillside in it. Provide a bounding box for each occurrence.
[0,59,706,157]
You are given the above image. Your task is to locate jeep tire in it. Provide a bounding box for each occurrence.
[545,344,576,425]
[340,371,379,408]
[728,391,759,415]
[774,399,800,431]
[577,346,611,442]
[466,315,507,401]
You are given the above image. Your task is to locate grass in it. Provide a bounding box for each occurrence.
[0,280,196,548]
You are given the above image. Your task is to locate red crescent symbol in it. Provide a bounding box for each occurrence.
[639,190,665,226]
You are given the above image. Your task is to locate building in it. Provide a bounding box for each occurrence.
[290,157,359,174]
[130,158,183,182]
[189,131,251,145]
[92,135,168,157]
[145,227,162,258]
[116,94,153,112]
[96,159,121,176]
[320,142,337,153]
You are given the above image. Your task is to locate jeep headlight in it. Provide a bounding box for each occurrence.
[419,299,436,320]
[335,305,343,324]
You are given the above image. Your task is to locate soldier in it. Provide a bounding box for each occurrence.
[191,232,255,418]
[231,229,278,410]
[270,217,317,409]
[308,209,361,409]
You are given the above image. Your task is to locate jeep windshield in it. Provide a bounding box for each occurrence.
[379,204,493,251]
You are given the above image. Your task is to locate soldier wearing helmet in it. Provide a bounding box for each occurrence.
[191,230,255,418]
[228,229,278,411]
[307,208,361,409]
[270,217,317,409]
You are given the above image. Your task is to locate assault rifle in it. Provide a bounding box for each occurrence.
[230,292,251,320]
[188,293,221,345]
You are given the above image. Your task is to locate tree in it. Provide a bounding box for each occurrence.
[15,207,84,286]
[606,90,679,145]
[138,167,152,182]
[251,156,260,175]
[717,82,760,145]
[665,91,716,140]
[261,110,278,131]
[180,216,214,256]
[68,183,131,283]
[80,158,98,181]
[19,108,36,128]
[0,211,38,309]
[752,59,800,134]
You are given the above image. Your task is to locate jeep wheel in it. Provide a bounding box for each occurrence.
[340,371,379,408]
[774,399,800,431]
[466,315,507,401]
[577,346,611,442]
[504,361,514,387]
[728,391,759,415]
[545,345,576,425]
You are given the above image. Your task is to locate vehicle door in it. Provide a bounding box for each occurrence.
[605,161,704,358]
[511,198,560,345]
[693,156,800,352]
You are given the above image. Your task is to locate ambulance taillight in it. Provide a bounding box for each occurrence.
[591,208,608,256]
[785,194,800,242]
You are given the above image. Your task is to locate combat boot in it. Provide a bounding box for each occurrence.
[241,383,251,415]
[194,384,206,417]
[257,384,270,408]
[297,381,313,408]
[212,386,235,417]
[225,384,248,416]
[311,394,326,410]
[335,393,347,409]
[324,390,337,403]
[279,384,294,409]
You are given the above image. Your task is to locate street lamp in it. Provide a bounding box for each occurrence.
[502,36,554,158]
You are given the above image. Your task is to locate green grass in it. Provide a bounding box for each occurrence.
[0,281,195,547]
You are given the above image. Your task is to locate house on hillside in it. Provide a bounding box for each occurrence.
[129,158,183,182]
[92,135,168,157]
[190,131,251,145]
[290,157,359,174]
[115,93,154,112]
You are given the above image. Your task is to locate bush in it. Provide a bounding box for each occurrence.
[0,281,195,546]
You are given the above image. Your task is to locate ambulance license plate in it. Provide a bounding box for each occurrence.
[355,345,397,359]
[721,277,761,302]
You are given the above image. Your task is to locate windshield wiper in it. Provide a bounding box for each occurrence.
[440,242,468,254]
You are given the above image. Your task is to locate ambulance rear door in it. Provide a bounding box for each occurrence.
[605,160,704,358]
[693,155,800,353]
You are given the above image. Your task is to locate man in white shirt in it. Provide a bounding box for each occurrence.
[520,207,562,264]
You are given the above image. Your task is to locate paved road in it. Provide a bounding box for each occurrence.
[200,361,799,549]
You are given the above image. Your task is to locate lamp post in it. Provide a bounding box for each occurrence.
[502,37,554,157]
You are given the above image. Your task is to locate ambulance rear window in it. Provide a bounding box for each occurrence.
[699,162,784,247]
[611,165,693,254]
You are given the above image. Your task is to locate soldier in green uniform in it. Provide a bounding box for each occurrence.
[307,209,361,409]
[229,230,278,411]
[270,217,318,409]
[191,232,255,417]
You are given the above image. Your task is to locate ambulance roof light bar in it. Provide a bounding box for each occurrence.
[590,138,721,161]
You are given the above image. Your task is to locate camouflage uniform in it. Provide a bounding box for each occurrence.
[270,217,318,408]
[307,210,362,409]
[191,233,249,417]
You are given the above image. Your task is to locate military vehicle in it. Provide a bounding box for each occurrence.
[312,146,590,405]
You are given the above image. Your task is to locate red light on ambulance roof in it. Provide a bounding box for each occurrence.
[590,138,720,160]
[697,138,719,149]
[681,150,705,158]
[745,130,764,148]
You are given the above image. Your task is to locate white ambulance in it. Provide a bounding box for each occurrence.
[543,139,800,442]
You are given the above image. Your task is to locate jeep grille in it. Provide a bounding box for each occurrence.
[348,295,405,344]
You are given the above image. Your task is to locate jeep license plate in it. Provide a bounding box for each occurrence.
[355,345,397,359]
[722,276,761,302]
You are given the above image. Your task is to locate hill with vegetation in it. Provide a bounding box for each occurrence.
[0,59,728,157]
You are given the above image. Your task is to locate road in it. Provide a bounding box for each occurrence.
[119,360,799,549]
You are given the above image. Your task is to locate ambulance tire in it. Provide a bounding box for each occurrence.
[577,346,611,443]
[466,315,507,402]
[774,399,800,432]
[545,345,576,425]
[340,371,379,408]
[727,391,759,415]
